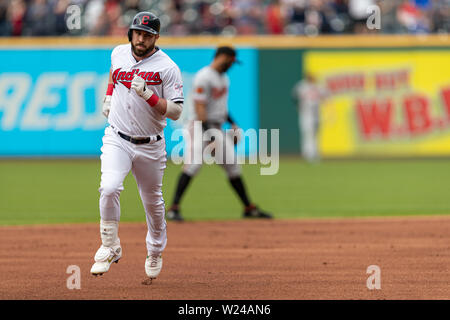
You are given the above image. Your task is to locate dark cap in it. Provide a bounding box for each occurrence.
[128,11,160,41]
[214,46,241,64]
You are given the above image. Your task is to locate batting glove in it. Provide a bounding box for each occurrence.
[102,95,111,118]
[131,75,153,101]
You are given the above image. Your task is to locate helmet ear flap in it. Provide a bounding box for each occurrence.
[128,29,132,42]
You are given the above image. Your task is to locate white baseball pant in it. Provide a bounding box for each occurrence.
[299,111,320,162]
[98,126,167,255]
[182,121,241,178]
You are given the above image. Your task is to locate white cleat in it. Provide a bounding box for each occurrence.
[145,254,163,279]
[90,244,122,276]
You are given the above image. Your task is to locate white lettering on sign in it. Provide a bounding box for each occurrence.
[22,73,69,130]
[84,74,109,130]
[0,72,108,131]
[0,73,31,131]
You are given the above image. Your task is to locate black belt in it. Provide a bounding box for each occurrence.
[112,126,162,144]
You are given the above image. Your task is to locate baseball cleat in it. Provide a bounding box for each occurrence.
[145,254,163,279]
[166,208,184,221]
[243,205,273,219]
[90,244,122,276]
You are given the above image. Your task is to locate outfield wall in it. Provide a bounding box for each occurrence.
[0,35,449,157]
[256,37,450,156]
[0,45,258,156]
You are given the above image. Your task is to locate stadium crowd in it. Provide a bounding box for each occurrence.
[0,0,448,37]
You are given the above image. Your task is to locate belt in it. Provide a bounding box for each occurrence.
[111,126,162,145]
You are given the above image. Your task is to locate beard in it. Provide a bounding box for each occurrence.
[131,42,154,57]
[219,61,233,73]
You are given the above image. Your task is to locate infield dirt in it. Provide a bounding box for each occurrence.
[1,217,450,299]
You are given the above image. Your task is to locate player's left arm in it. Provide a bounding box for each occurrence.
[227,113,238,129]
[226,113,241,145]
[131,66,183,120]
[130,76,182,120]
[149,96,182,121]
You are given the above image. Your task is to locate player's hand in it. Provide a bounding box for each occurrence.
[131,75,153,101]
[102,95,111,118]
[231,124,241,145]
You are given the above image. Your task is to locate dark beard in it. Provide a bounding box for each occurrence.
[132,43,154,57]
[220,62,233,73]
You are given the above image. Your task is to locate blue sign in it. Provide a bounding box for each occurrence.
[0,47,258,157]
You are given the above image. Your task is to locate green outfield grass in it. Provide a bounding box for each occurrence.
[1,158,450,225]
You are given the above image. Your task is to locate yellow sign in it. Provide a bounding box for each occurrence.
[304,50,450,157]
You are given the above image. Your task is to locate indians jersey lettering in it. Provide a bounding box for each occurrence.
[108,44,184,136]
[112,68,162,88]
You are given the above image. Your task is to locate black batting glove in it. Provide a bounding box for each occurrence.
[202,121,210,132]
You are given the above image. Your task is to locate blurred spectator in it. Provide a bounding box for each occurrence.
[23,0,53,36]
[105,0,127,36]
[8,0,27,36]
[431,0,450,33]
[53,0,70,35]
[348,0,376,33]
[304,0,332,35]
[0,0,447,37]
[230,0,264,34]
[0,1,11,36]
[196,1,223,34]
[265,0,285,34]
[397,0,431,33]
[379,0,402,33]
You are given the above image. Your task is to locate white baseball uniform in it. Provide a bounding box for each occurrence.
[183,66,240,178]
[100,44,183,256]
[292,79,325,162]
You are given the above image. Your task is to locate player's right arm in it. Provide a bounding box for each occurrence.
[194,101,209,131]
[192,71,210,131]
[103,45,123,118]
[102,69,113,118]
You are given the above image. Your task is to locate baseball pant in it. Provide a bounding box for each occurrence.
[299,113,320,162]
[182,121,241,178]
[98,126,167,255]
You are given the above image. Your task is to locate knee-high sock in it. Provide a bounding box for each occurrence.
[172,172,192,206]
[228,176,251,207]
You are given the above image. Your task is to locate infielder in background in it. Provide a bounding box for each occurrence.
[166,46,272,222]
[292,73,327,162]
[90,12,183,282]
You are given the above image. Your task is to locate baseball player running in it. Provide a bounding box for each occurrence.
[166,46,272,222]
[90,12,183,282]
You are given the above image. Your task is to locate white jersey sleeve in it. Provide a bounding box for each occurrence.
[162,64,184,103]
